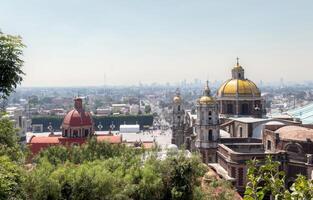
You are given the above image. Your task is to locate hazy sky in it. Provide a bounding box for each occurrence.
[1,0,313,87]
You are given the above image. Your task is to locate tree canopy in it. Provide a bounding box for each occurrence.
[0,31,25,99]
[244,156,313,200]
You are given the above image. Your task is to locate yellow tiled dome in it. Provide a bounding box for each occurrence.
[217,79,261,97]
[199,96,214,105]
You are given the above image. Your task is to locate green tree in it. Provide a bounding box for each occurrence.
[161,152,206,200]
[144,105,151,114]
[243,156,313,200]
[0,117,23,162]
[0,155,26,200]
[244,156,287,200]
[0,31,25,99]
[288,175,313,199]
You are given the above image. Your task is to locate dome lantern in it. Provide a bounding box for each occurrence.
[232,57,245,79]
[199,81,214,105]
[173,88,182,104]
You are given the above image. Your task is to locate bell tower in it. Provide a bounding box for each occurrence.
[195,81,220,163]
[172,88,185,147]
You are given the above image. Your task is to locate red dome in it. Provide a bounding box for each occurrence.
[62,109,93,127]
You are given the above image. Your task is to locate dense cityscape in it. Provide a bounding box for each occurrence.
[2,1,313,200]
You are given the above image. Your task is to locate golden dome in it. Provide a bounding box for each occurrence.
[199,96,214,104]
[217,79,261,97]
[173,96,182,103]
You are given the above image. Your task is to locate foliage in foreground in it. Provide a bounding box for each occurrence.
[244,156,313,200]
[26,144,206,200]
[0,116,238,200]
[0,31,25,99]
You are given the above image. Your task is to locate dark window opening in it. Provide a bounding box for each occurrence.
[239,127,243,137]
[178,105,180,111]
[208,130,213,141]
[267,140,272,150]
[241,103,249,115]
[227,104,234,114]
[85,129,89,137]
[73,130,78,138]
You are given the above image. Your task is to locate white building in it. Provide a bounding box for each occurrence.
[96,107,111,116]
[119,124,140,133]
[5,107,30,143]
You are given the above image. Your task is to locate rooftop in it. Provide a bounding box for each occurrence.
[275,125,313,142]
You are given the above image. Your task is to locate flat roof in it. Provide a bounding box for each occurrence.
[229,117,269,123]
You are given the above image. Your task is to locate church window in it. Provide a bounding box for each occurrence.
[85,129,89,137]
[239,127,243,137]
[208,130,213,141]
[227,104,233,114]
[266,140,272,150]
[209,111,212,116]
[241,103,249,115]
[64,129,68,137]
[73,130,78,138]
[178,105,180,111]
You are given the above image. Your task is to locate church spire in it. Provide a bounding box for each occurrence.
[203,80,211,96]
[175,88,180,96]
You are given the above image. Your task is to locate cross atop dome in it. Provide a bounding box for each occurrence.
[236,57,240,66]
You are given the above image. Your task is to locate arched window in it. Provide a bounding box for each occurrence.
[178,105,180,111]
[209,111,212,116]
[208,130,213,141]
[285,143,303,154]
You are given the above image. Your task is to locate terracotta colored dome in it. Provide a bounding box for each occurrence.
[62,109,93,127]
[62,97,93,127]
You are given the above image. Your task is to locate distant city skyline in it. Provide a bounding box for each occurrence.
[1,0,313,87]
